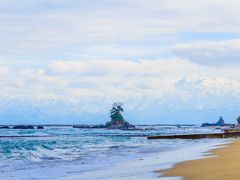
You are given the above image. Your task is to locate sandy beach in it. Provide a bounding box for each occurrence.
[162,140,240,180]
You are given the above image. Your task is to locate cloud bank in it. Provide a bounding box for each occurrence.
[0,0,240,123]
[1,0,240,61]
[174,39,240,66]
[1,59,240,124]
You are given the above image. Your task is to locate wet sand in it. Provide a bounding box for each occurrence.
[162,140,240,180]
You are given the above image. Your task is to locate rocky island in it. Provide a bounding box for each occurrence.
[105,102,137,130]
[73,102,138,130]
[201,116,232,127]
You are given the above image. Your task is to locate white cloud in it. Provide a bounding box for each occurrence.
[49,59,196,77]
[1,59,240,123]
[174,39,240,66]
[0,66,9,76]
[24,59,240,103]
[1,0,240,123]
[1,0,240,60]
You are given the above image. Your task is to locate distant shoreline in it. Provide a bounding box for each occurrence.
[0,124,197,127]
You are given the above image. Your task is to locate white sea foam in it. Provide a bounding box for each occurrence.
[62,139,230,180]
[0,126,229,180]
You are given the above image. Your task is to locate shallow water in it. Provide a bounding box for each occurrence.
[0,125,227,180]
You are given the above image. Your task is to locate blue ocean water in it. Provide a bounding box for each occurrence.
[0,126,228,180]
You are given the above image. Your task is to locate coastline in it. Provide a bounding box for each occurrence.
[162,140,239,180]
[61,139,228,180]
[0,126,227,180]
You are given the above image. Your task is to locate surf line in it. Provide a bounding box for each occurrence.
[0,135,52,138]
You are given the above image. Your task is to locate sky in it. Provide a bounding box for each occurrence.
[1,0,240,124]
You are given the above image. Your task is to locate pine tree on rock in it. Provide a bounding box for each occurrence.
[106,102,136,130]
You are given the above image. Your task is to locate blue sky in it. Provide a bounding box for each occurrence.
[1,0,240,124]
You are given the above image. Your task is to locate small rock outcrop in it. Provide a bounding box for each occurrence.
[73,125,90,128]
[12,125,35,129]
[92,124,105,128]
[144,127,156,130]
[36,126,44,129]
[73,124,106,129]
[201,116,226,127]
[0,126,10,129]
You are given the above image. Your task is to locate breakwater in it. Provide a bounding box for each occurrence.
[147,132,240,139]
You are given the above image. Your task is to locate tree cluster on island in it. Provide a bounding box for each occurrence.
[105,102,137,130]
[73,102,138,130]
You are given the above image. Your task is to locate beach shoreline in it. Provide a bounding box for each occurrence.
[61,139,228,180]
[161,139,240,180]
[0,126,228,179]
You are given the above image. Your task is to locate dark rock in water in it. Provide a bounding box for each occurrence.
[73,125,92,128]
[36,126,44,129]
[120,125,141,131]
[201,123,215,127]
[106,121,135,130]
[73,124,105,129]
[201,116,231,127]
[106,109,131,129]
[12,125,35,129]
[144,128,156,130]
[216,116,225,126]
[92,124,105,128]
[105,120,138,130]
[0,126,10,129]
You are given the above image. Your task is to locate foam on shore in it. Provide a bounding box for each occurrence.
[163,140,240,180]
[62,139,230,180]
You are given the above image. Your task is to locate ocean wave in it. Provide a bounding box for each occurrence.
[0,126,226,179]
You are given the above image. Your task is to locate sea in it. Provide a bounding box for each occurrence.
[0,125,230,180]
